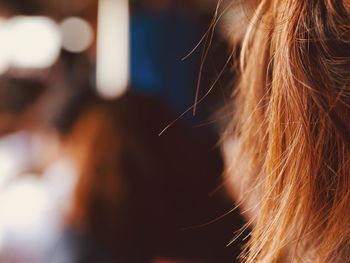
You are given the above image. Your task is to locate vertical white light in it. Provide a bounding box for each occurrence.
[96,0,129,99]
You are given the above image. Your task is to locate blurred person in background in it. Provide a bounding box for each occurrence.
[45,88,241,263]
[0,0,248,262]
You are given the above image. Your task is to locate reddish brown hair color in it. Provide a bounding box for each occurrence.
[225,0,350,262]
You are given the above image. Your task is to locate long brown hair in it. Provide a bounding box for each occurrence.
[225,0,350,262]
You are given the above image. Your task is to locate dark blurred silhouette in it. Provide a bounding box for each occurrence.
[43,88,246,263]
[0,76,46,135]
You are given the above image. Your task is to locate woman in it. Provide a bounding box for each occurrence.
[224,0,350,262]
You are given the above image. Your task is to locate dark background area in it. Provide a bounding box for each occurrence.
[0,0,245,262]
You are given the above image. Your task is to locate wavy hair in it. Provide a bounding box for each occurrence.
[224,0,350,262]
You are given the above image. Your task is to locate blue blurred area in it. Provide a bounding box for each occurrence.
[131,11,202,113]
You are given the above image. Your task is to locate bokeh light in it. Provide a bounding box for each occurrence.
[7,16,61,69]
[60,17,94,53]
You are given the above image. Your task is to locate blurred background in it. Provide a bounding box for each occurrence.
[0,0,246,262]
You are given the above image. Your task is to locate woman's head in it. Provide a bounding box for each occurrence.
[225,0,350,262]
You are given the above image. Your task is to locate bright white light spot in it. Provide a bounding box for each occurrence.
[7,16,61,68]
[0,152,17,186]
[60,17,94,53]
[96,0,129,99]
[0,18,10,75]
[0,176,49,229]
[0,132,32,188]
